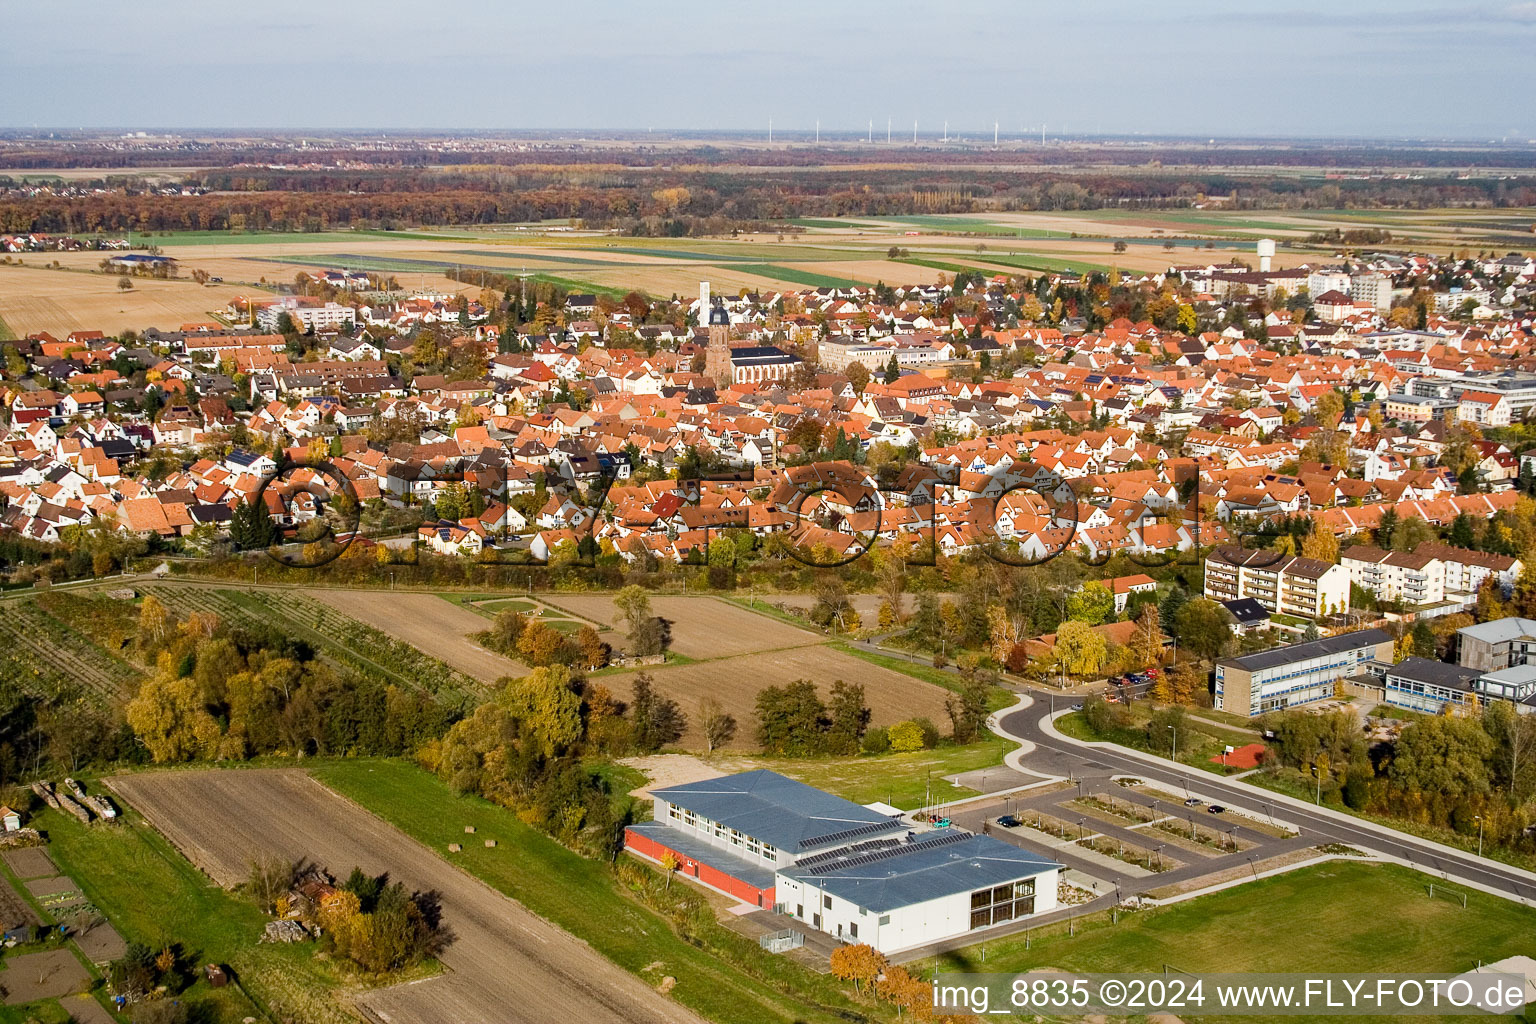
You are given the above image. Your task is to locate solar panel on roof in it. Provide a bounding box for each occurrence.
[799,818,902,850]
[802,830,969,876]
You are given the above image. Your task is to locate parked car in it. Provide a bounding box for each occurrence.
[1183,797,1202,807]
[997,815,1021,828]
[1070,703,1084,711]
[1207,805,1226,814]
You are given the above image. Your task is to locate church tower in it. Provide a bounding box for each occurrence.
[702,281,732,387]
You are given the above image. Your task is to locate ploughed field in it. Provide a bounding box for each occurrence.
[108,769,703,1024]
[539,593,820,659]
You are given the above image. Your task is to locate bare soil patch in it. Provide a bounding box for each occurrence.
[599,645,952,750]
[0,875,39,927]
[617,754,731,798]
[308,590,527,683]
[63,994,118,1024]
[73,920,127,965]
[108,769,703,1024]
[0,948,90,1004]
[1,848,55,880]
[540,594,820,659]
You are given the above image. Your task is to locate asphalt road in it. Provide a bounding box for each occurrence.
[999,689,1536,905]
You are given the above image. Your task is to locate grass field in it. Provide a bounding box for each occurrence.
[925,861,1536,1023]
[0,312,14,342]
[39,804,359,1024]
[312,759,878,1024]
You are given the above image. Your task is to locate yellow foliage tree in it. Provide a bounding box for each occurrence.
[1301,528,1339,563]
[1055,620,1108,678]
[830,943,888,994]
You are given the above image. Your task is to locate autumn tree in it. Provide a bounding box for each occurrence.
[1300,527,1339,563]
[1131,605,1164,670]
[830,943,888,994]
[698,697,737,751]
[499,666,583,758]
[1066,581,1115,625]
[1174,598,1235,662]
[137,593,172,651]
[1055,620,1108,678]
[126,669,222,762]
[631,674,687,753]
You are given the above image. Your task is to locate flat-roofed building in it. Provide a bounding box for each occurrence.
[1456,617,1536,673]
[1384,655,1536,715]
[1215,628,1394,716]
[624,770,1061,953]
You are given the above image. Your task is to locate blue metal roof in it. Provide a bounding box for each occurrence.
[651,770,902,854]
[779,828,1060,912]
[626,821,777,889]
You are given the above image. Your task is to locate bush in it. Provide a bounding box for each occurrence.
[913,717,941,749]
[861,726,890,754]
[1342,773,1370,810]
[888,721,925,752]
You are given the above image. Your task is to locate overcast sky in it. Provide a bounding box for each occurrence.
[5,1,1536,139]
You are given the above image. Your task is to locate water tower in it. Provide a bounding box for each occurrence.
[1256,238,1276,272]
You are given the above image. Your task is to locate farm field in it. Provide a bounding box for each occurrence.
[304,588,528,683]
[596,643,954,751]
[538,593,820,659]
[0,598,142,707]
[109,768,708,1024]
[0,263,251,337]
[927,861,1536,1024]
[141,584,484,706]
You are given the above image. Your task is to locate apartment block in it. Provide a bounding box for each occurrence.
[1203,545,1350,620]
[1340,545,1443,606]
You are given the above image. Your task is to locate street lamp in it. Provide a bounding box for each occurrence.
[1167,724,1177,761]
[1475,815,1485,858]
[1310,764,1322,805]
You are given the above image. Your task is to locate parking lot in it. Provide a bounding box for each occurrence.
[945,774,1317,902]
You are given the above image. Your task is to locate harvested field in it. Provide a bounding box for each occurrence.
[0,264,251,337]
[109,769,703,1024]
[0,949,90,1004]
[307,589,528,683]
[598,645,953,750]
[540,593,819,658]
[1,847,55,880]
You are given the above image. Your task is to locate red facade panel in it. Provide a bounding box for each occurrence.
[624,827,775,908]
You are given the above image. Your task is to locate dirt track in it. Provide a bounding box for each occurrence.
[308,590,528,683]
[109,769,702,1024]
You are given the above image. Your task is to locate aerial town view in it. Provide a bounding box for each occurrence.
[5,2,1536,1022]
